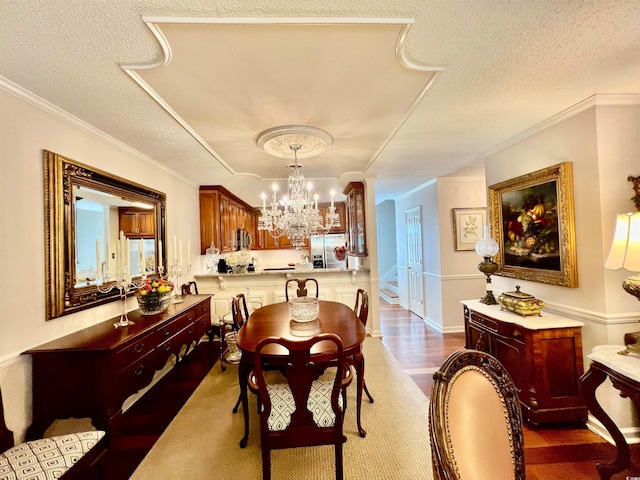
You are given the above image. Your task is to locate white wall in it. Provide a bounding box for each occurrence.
[375,199,397,286]
[395,176,487,332]
[0,84,201,441]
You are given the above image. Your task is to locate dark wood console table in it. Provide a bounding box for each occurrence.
[25,294,212,440]
[580,345,640,479]
[462,299,587,425]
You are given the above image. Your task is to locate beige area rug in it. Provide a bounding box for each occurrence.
[131,338,433,480]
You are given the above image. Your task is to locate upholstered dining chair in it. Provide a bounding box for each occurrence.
[429,349,525,480]
[285,278,319,301]
[248,333,353,480]
[0,388,107,480]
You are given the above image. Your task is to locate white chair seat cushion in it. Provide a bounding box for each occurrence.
[0,430,105,480]
[266,380,342,431]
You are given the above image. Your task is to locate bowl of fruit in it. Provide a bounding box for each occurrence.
[136,278,174,315]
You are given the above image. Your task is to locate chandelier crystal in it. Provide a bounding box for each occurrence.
[258,144,340,250]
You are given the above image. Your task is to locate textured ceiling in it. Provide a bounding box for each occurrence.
[1,1,640,206]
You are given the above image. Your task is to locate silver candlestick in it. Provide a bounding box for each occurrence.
[97,262,146,328]
[166,260,191,304]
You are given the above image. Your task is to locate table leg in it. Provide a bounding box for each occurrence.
[235,355,250,448]
[353,352,366,438]
[581,365,630,480]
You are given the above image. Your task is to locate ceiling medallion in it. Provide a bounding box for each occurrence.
[257,125,333,160]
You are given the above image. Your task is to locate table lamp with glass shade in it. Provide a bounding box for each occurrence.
[476,225,500,305]
[605,211,640,355]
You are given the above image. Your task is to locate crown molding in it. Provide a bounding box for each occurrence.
[483,94,640,158]
[0,75,196,186]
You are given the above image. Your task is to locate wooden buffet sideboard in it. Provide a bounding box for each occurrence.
[25,294,212,440]
[462,299,587,425]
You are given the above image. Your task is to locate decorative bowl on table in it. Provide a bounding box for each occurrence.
[136,278,173,315]
[497,285,544,317]
[288,297,320,323]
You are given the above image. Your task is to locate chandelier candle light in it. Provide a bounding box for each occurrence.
[476,225,500,305]
[257,126,340,250]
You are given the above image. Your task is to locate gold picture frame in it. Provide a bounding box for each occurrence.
[488,162,578,287]
[452,207,487,251]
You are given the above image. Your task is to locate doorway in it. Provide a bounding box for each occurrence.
[405,206,424,317]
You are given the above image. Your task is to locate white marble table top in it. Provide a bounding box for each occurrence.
[461,299,585,330]
[588,344,640,383]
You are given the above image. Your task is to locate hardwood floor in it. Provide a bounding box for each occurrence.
[105,299,640,479]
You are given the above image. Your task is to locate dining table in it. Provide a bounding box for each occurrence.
[235,300,367,447]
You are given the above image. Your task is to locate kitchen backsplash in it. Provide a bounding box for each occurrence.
[197,248,311,273]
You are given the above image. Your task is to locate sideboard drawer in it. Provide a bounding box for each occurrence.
[116,331,155,370]
[116,350,157,405]
[194,300,211,319]
[468,311,499,333]
[156,311,193,342]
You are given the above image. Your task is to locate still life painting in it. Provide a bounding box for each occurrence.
[489,162,578,288]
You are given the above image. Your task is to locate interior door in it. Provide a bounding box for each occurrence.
[406,207,424,317]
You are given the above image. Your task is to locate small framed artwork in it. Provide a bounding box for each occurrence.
[452,208,487,251]
[488,161,578,287]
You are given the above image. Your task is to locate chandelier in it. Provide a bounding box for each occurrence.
[258,141,340,250]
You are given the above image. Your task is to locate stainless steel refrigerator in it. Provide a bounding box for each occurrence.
[310,233,347,269]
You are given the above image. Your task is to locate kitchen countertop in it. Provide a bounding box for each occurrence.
[195,267,368,277]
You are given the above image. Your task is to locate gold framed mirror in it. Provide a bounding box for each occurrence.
[44,150,167,320]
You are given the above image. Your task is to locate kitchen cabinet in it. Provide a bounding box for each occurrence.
[343,182,367,256]
[462,300,587,425]
[118,207,155,238]
[199,186,256,254]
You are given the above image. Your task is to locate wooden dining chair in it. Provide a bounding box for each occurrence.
[181,280,199,295]
[351,290,374,404]
[285,278,319,301]
[181,281,224,369]
[248,333,353,480]
[429,349,525,480]
[225,295,249,363]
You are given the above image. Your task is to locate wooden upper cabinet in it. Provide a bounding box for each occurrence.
[199,189,221,254]
[343,182,367,256]
[118,207,155,238]
[199,186,257,254]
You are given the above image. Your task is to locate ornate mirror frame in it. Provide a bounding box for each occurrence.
[44,150,167,320]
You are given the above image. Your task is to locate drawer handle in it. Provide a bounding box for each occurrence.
[188,314,193,321]
[513,330,522,338]
[164,329,171,337]
[164,342,171,352]
[133,364,145,376]
[133,343,144,353]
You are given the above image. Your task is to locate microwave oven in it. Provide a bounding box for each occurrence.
[236,229,252,250]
